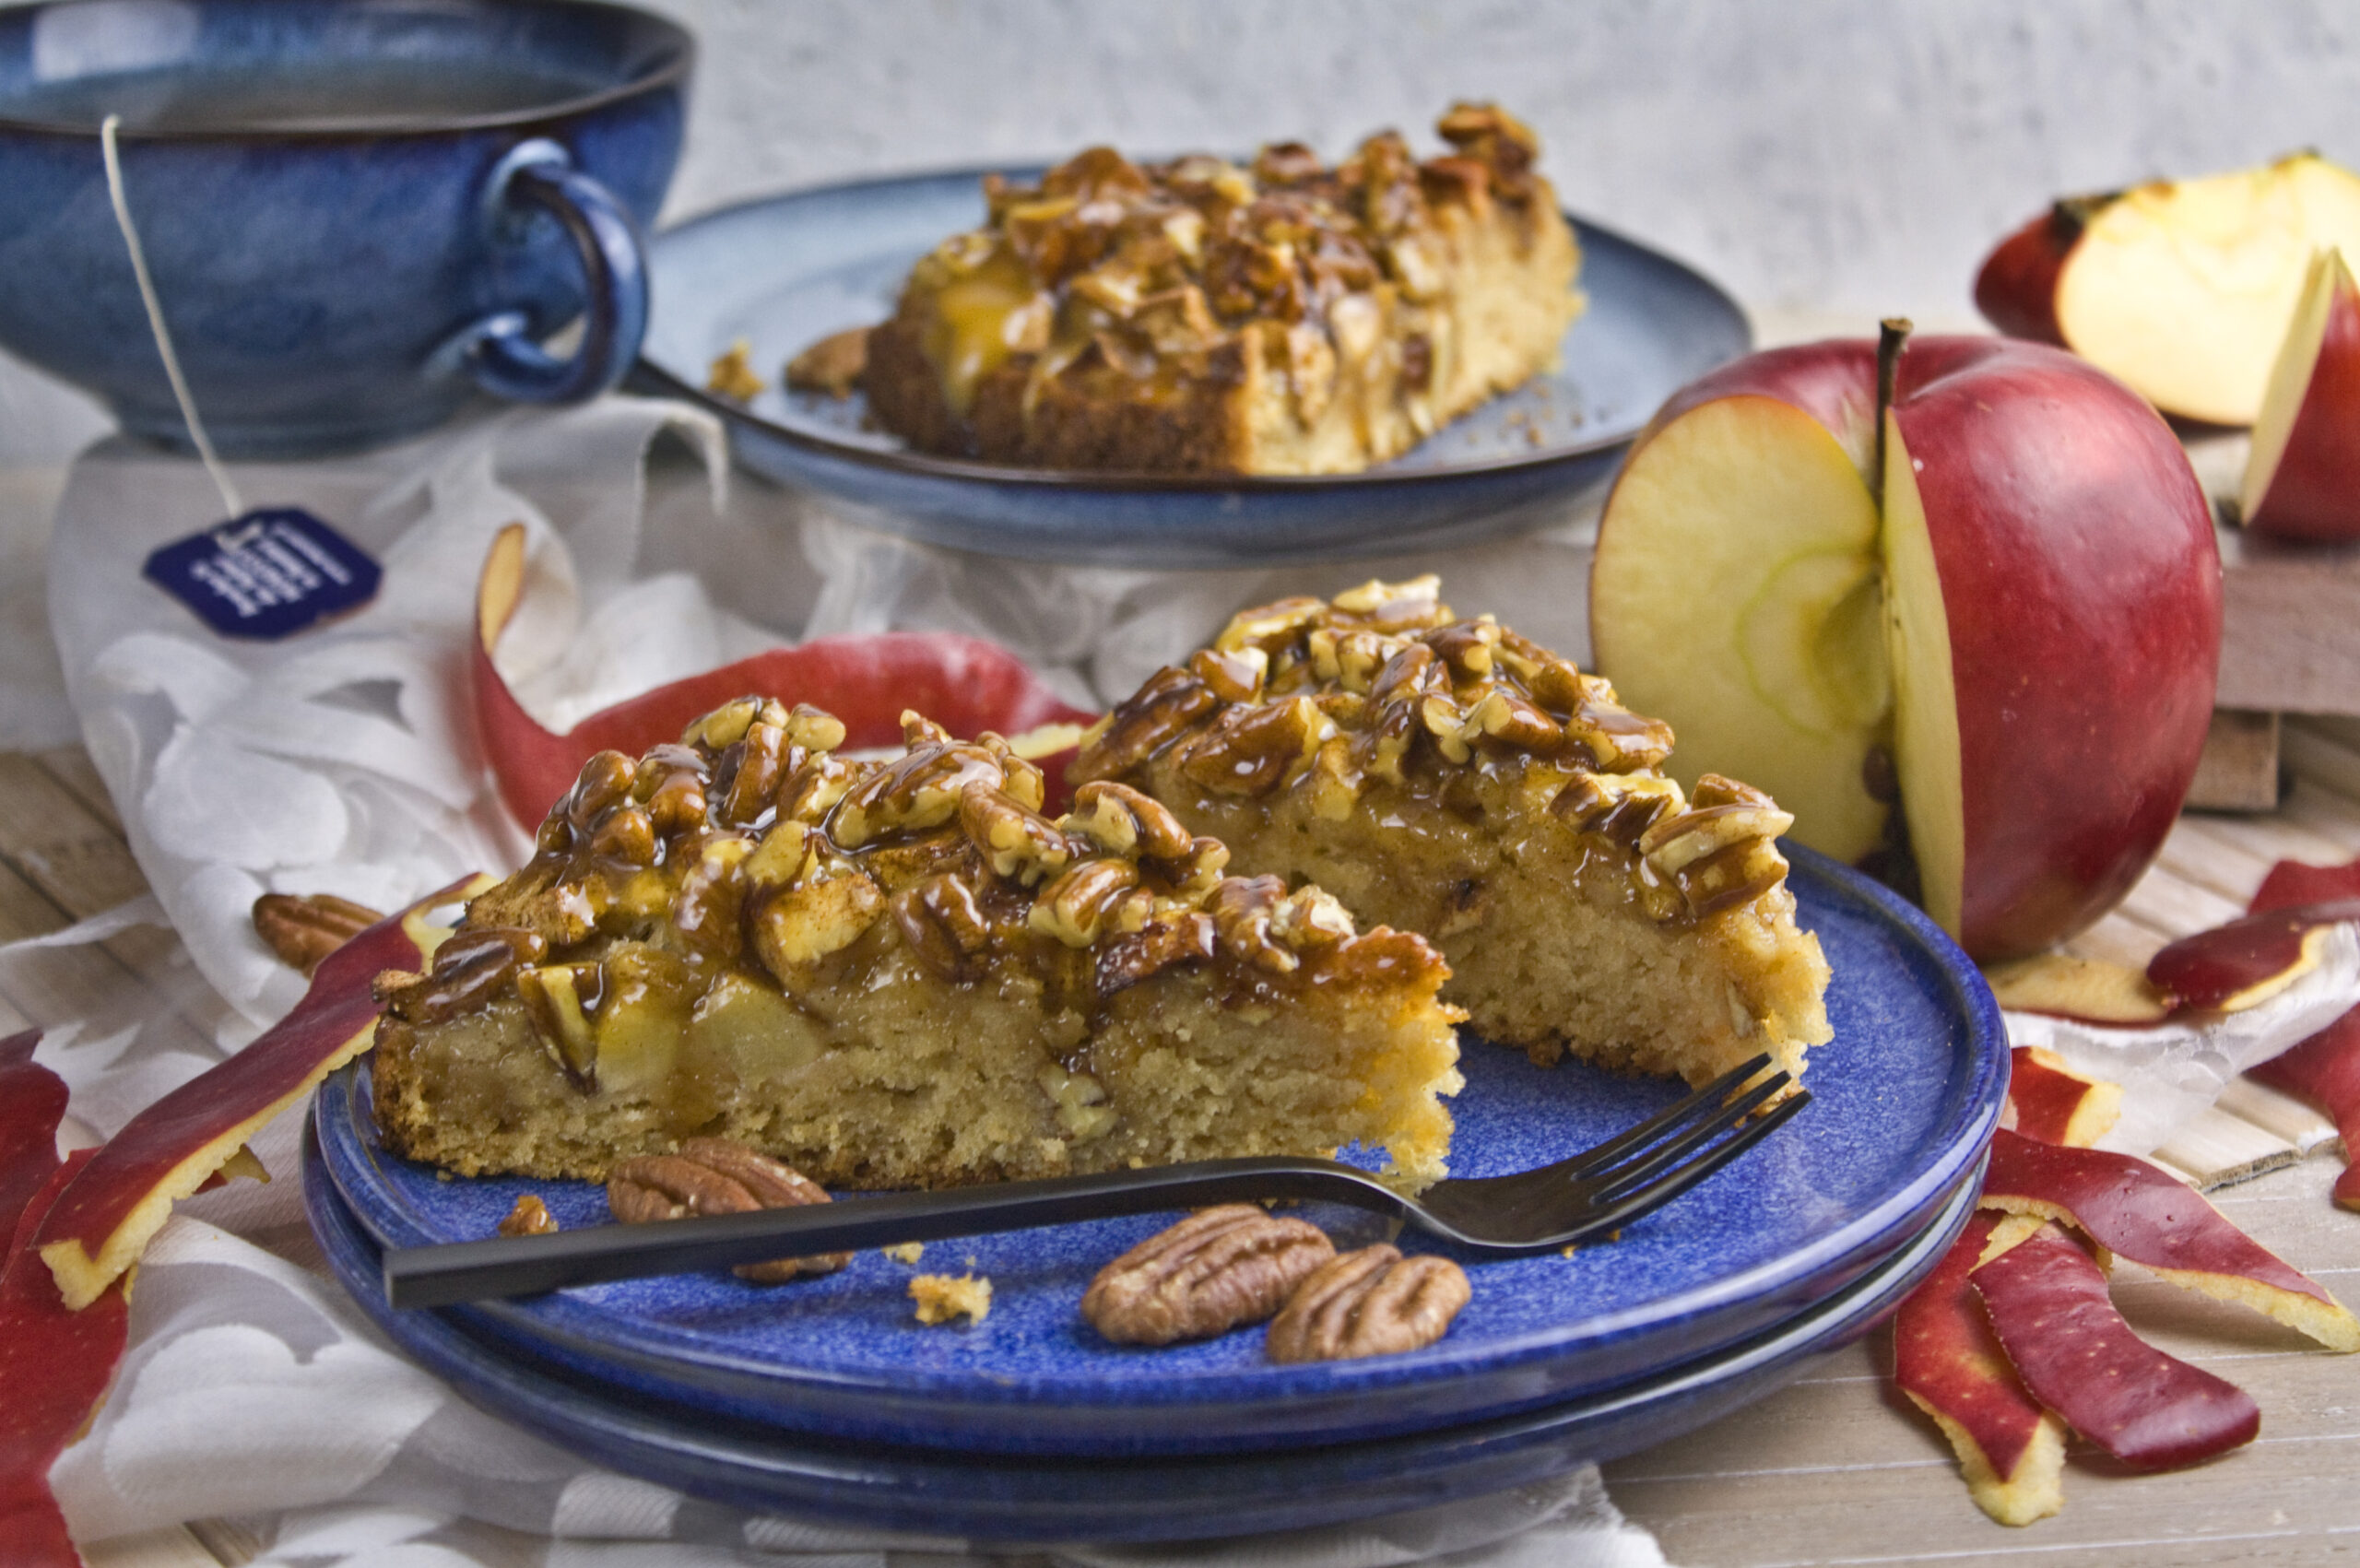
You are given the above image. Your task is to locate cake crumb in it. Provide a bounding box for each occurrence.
[707,338,766,401]
[1561,1244,1579,1258]
[910,1273,992,1326]
[881,1241,924,1265]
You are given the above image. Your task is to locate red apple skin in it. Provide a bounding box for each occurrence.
[1972,1224,2260,1471]
[1895,337,2218,958]
[1600,336,2219,960]
[2247,262,2360,542]
[1974,210,2073,348]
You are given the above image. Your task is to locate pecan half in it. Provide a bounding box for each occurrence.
[1265,1245,1470,1362]
[606,1138,848,1282]
[1081,1205,1337,1345]
[252,891,384,974]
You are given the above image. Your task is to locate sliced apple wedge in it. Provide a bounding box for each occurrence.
[1594,328,2220,959]
[1976,154,2360,426]
[1593,360,1889,864]
[2243,246,2360,540]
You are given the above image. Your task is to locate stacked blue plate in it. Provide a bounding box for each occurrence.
[309,847,2006,1543]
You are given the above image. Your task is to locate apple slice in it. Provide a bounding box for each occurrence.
[1590,355,1890,864]
[2241,247,2360,540]
[2005,1045,2123,1149]
[1976,154,2360,425]
[2144,899,2360,1012]
[1985,953,2173,1026]
[1972,1222,2260,1471]
[1981,1127,2360,1351]
[1892,1209,2067,1525]
[1597,324,2219,959]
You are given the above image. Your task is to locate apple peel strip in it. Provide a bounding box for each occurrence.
[2243,856,2360,1209]
[31,877,485,1312]
[1999,922,2360,1158]
[471,523,1096,830]
[2004,1046,2121,1149]
[1981,1127,2360,1353]
[1970,1222,2260,1472]
[1893,1209,2069,1526]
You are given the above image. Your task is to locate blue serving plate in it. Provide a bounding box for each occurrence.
[316,847,2006,1458]
[308,1132,1977,1545]
[632,167,1750,566]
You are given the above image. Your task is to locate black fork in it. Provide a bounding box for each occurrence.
[382,1054,1808,1308]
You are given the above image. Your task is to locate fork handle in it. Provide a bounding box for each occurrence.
[382,1156,1405,1308]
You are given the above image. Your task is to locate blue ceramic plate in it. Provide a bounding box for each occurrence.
[632,168,1750,566]
[308,1138,1977,1545]
[316,848,2005,1457]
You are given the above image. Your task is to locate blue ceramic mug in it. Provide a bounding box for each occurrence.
[0,0,690,456]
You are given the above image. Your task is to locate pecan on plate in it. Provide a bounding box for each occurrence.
[1265,1244,1470,1362]
[1081,1204,1336,1346]
[252,891,384,974]
[497,1194,560,1238]
[606,1138,849,1283]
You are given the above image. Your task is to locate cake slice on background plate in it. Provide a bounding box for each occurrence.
[858,104,1582,475]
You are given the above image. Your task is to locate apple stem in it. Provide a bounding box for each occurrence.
[1873,317,1913,506]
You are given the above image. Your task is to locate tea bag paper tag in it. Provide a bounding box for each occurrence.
[142,507,383,640]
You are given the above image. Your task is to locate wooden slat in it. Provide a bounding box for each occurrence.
[35,743,123,834]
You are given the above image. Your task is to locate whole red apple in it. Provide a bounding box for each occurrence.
[1592,327,2220,960]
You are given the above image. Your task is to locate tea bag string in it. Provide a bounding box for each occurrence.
[100,113,247,521]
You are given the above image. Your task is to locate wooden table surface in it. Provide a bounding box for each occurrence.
[15,724,2360,1568]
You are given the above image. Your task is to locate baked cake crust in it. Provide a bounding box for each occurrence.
[372,702,1462,1190]
[860,104,1583,476]
[1072,578,1833,1089]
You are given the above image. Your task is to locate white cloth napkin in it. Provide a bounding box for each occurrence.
[29,402,1663,1567]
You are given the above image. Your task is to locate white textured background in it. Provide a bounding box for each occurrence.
[7,0,2360,460]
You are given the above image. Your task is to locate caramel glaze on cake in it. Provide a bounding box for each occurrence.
[860,104,1582,475]
[372,701,1462,1190]
[1072,578,1833,1090]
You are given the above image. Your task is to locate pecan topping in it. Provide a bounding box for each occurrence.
[607,1138,847,1283]
[1073,666,1220,782]
[497,1195,560,1238]
[252,891,384,974]
[1081,1205,1337,1345]
[1064,780,1193,861]
[1265,1245,1470,1362]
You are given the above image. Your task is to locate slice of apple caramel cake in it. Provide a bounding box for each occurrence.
[372,701,1461,1189]
[1071,577,1832,1088]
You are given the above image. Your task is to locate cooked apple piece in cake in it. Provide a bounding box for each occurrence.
[1072,578,1832,1088]
[858,103,1582,475]
[372,701,1462,1190]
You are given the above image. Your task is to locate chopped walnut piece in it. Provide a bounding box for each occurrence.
[1081,1205,1337,1345]
[1265,1245,1470,1362]
[608,1139,849,1283]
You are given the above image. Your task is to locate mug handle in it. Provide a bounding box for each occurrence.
[464,138,650,404]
